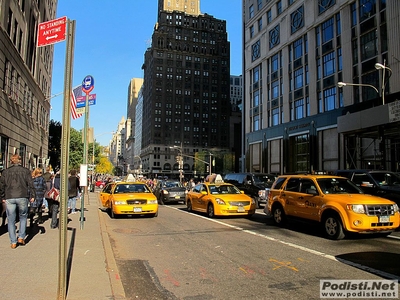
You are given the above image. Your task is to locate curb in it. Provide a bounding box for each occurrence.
[95,193,126,299]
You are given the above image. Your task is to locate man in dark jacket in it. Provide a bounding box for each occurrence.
[68,169,81,214]
[0,154,36,248]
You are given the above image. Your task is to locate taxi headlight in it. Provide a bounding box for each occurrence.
[114,201,126,205]
[393,204,399,213]
[215,198,226,205]
[148,199,158,204]
[347,204,365,214]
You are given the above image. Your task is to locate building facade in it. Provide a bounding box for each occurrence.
[124,78,143,174]
[0,0,57,170]
[140,0,231,179]
[243,0,400,174]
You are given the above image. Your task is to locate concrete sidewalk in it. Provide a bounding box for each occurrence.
[0,191,125,300]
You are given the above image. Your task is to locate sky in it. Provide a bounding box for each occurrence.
[50,0,242,146]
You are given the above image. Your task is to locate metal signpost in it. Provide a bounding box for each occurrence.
[80,75,94,229]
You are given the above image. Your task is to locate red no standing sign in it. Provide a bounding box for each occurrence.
[37,16,67,47]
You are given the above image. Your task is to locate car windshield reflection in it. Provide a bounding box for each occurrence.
[317,178,363,194]
[163,181,183,188]
[369,172,400,187]
[209,184,241,195]
[114,184,150,193]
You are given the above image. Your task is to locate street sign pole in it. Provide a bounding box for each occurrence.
[57,19,75,300]
[81,75,94,230]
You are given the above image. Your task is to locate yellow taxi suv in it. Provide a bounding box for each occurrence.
[266,174,400,239]
[99,181,158,218]
[186,176,256,218]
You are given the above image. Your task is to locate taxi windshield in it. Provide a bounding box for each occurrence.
[114,184,150,193]
[317,178,363,194]
[209,184,241,195]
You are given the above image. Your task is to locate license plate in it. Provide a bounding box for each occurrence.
[379,215,389,223]
[134,207,142,213]
[175,195,181,199]
[237,207,245,212]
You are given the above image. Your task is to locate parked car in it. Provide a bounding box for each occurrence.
[186,176,256,218]
[153,180,187,204]
[224,173,276,208]
[99,180,158,218]
[266,174,399,240]
[335,170,400,205]
[95,180,107,189]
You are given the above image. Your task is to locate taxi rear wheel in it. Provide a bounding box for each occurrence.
[207,203,215,218]
[323,213,345,240]
[271,205,286,226]
[187,200,193,212]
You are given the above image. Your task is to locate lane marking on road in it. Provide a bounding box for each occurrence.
[166,206,400,281]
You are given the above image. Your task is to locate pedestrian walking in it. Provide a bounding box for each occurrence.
[0,154,36,248]
[68,169,81,214]
[49,171,61,229]
[42,166,53,211]
[29,168,47,225]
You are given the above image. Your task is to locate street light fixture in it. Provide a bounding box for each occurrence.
[337,81,379,94]
[374,61,392,105]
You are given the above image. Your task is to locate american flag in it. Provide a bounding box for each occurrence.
[71,85,83,120]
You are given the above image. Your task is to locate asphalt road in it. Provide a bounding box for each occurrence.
[100,204,400,300]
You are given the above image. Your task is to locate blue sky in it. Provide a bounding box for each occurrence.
[50,0,242,146]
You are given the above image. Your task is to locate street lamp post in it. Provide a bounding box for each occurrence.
[170,145,184,183]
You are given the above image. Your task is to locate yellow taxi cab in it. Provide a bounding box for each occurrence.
[99,176,158,218]
[185,174,256,217]
[266,174,400,239]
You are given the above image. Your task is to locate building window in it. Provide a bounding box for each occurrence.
[318,0,335,15]
[323,87,336,111]
[250,25,254,38]
[288,0,296,6]
[277,1,282,15]
[294,67,303,89]
[271,53,279,72]
[258,0,263,10]
[267,9,272,24]
[253,115,260,131]
[323,51,335,77]
[322,17,334,44]
[294,99,304,120]
[272,107,280,126]
[291,6,304,34]
[249,5,254,18]
[253,90,260,107]
[269,25,280,49]
[258,18,262,32]
[252,40,261,61]
[293,38,303,60]
[271,80,279,99]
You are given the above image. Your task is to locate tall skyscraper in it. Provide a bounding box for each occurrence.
[140,0,231,178]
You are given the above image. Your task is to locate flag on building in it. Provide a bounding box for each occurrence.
[71,85,83,120]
